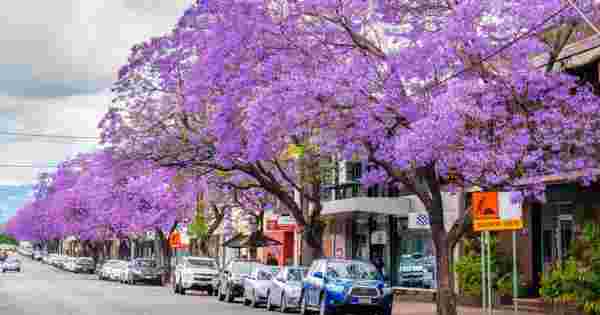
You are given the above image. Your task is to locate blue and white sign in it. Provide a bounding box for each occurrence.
[408,212,430,229]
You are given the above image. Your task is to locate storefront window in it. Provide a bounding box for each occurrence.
[395,225,436,288]
[353,218,369,260]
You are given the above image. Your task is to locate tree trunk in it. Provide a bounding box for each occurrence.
[431,227,458,315]
[198,238,209,257]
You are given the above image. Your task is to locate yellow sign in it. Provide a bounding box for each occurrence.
[473,219,523,232]
[472,192,523,231]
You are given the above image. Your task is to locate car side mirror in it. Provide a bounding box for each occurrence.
[313,272,324,279]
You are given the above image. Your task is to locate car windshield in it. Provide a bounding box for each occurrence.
[186,259,216,268]
[326,261,380,280]
[231,262,255,275]
[257,267,279,280]
[77,258,93,265]
[288,268,307,281]
[135,260,156,268]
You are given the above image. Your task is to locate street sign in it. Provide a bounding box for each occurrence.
[472,192,499,220]
[472,192,523,232]
[408,212,430,229]
[169,231,182,249]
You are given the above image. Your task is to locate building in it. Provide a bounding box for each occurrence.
[318,159,465,287]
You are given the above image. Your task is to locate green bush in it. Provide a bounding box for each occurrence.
[538,224,600,314]
[455,254,483,297]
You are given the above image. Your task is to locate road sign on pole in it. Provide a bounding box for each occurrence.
[473,192,523,232]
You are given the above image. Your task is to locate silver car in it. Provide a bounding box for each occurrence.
[173,256,218,295]
[266,266,307,312]
[2,256,22,272]
[243,265,280,308]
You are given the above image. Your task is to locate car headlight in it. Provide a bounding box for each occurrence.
[289,287,301,296]
[328,285,347,293]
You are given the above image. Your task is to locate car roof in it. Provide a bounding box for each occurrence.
[184,256,215,260]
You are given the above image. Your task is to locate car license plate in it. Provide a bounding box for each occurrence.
[358,297,371,304]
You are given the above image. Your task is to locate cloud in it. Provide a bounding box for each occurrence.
[0,1,194,214]
[0,0,193,98]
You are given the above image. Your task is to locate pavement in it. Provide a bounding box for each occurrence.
[0,255,537,315]
[392,302,540,315]
[0,254,268,315]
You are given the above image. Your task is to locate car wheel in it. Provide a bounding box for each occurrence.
[266,292,274,311]
[226,286,234,303]
[300,292,310,315]
[280,293,288,313]
[319,294,334,315]
[180,282,186,295]
[218,286,225,301]
[173,278,179,294]
[207,287,214,296]
[250,290,259,308]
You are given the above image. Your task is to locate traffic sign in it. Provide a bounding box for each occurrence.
[169,231,182,248]
[472,192,522,232]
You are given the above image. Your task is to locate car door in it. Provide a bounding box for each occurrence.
[305,260,322,307]
[272,269,285,305]
[245,268,257,300]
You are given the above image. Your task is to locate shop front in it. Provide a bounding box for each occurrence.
[321,193,462,288]
[262,214,296,266]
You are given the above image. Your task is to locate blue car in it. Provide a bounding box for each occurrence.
[300,258,386,315]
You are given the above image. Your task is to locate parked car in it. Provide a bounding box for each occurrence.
[266,266,308,312]
[397,254,435,288]
[53,255,68,269]
[121,258,163,285]
[217,259,259,303]
[109,261,128,281]
[2,256,22,272]
[72,257,95,274]
[44,254,56,265]
[33,250,43,261]
[64,257,77,272]
[173,256,218,295]
[98,260,120,280]
[300,258,385,315]
[243,265,280,307]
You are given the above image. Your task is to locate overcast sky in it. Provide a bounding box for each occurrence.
[0,0,193,220]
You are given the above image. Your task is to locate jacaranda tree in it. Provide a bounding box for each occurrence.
[101,1,600,314]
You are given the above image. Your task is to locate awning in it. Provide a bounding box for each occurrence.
[222,232,282,248]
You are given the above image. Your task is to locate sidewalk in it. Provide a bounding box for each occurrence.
[392,302,543,315]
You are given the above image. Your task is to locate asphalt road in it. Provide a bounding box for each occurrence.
[0,255,271,315]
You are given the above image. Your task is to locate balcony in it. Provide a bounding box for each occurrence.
[322,197,412,217]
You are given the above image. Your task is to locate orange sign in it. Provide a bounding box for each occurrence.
[473,219,523,232]
[169,231,182,248]
[472,192,499,220]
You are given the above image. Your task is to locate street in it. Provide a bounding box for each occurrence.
[0,256,266,315]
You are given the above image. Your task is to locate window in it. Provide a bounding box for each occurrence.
[186,258,216,268]
[288,268,307,281]
[326,261,379,280]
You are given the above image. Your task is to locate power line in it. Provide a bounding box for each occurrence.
[0,131,99,140]
[426,5,572,92]
[0,164,58,168]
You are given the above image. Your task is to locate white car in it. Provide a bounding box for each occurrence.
[173,257,219,295]
[2,256,22,272]
[109,261,128,281]
[65,257,78,272]
[99,260,121,280]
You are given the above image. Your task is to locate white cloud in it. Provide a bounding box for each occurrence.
[0,0,193,96]
[0,1,194,186]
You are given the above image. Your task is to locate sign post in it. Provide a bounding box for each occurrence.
[472,192,523,315]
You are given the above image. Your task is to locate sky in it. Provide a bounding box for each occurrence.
[0,0,194,222]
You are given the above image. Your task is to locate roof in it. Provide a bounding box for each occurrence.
[222,232,282,248]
